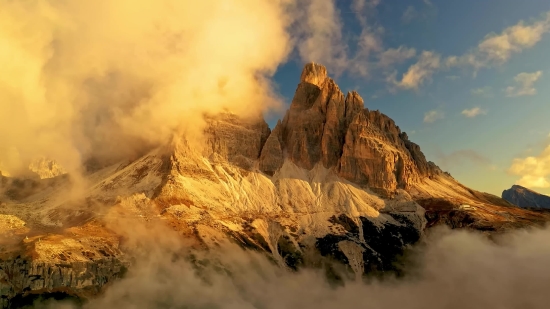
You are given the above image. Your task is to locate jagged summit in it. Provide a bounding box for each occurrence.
[256,62,440,196]
[300,62,328,87]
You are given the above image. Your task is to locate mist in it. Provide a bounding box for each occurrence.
[0,0,299,177]
[22,221,550,309]
[0,0,384,179]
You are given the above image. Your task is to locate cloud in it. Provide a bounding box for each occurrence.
[450,12,550,70]
[295,0,349,76]
[390,11,550,90]
[445,75,461,81]
[461,107,487,118]
[508,144,550,189]
[477,13,550,64]
[505,71,543,97]
[471,86,493,97]
[390,51,441,90]
[0,0,300,179]
[34,224,550,309]
[295,0,382,77]
[378,46,417,68]
[423,110,444,123]
[435,149,491,170]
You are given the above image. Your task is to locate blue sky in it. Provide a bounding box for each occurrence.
[269,0,550,196]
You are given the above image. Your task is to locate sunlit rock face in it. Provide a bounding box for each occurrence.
[1,63,548,308]
[28,157,66,179]
[263,63,441,197]
[502,185,550,209]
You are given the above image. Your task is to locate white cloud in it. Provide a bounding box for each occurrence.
[450,12,550,70]
[423,110,444,123]
[471,86,493,97]
[461,107,487,118]
[378,46,416,68]
[477,13,550,64]
[505,71,543,97]
[390,11,550,91]
[296,0,382,77]
[295,0,348,76]
[508,145,550,189]
[390,51,441,90]
[0,0,297,176]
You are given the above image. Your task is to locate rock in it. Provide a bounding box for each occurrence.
[0,223,128,308]
[279,65,362,171]
[502,185,550,209]
[336,110,419,196]
[300,62,328,87]
[280,83,325,170]
[259,120,284,176]
[28,157,66,179]
[400,132,440,178]
[260,62,439,195]
[0,257,127,308]
[204,112,270,170]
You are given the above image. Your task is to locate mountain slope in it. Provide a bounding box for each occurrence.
[1,63,549,307]
[502,185,550,209]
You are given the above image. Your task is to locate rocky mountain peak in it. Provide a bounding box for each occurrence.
[204,112,270,170]
[300,62,328,87]
[200,63,442,196]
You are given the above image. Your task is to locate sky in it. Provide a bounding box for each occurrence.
[269,0,550,196]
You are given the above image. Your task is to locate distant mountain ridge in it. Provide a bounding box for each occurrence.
[502,185,550,209]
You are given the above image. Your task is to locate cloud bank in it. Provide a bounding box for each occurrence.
[30,225,550,309]
[0,0,296,177]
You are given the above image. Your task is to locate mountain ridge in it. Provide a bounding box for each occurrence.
[1,62,549,307]
[502,184,550,209]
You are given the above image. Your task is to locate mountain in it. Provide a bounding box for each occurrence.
[1,63,549,307]
[502,185,550,209]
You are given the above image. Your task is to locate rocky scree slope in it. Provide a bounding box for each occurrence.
[1,63,549,307]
